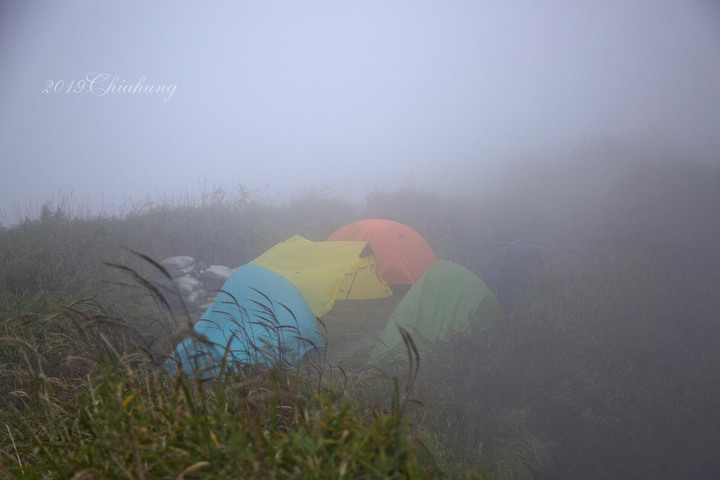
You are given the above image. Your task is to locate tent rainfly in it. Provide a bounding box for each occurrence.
[369,259,501,363]
[251,235,392,317]
[327,219,436,286]
[170,263,321,375]
[481,243,542,308]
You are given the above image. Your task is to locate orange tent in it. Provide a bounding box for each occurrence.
[327,219,436,286]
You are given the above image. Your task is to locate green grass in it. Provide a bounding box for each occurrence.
[2,152,720,478]
[0,281,437,479]
[2,358,432,479]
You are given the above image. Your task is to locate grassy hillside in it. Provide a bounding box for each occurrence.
[1,153,720,478]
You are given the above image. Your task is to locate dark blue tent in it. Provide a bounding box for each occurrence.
[170,264,321,375]
[481,244,542,308]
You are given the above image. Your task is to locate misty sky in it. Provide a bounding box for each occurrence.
[1,1,719,223]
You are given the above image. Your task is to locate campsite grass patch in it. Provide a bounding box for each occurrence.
[1,354,433,478]
[317,296,404,369]
[0,290,439,479]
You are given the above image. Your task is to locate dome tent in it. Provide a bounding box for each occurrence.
[369,259,501,363]
[250,234,392,317]
[481,243,542,308]
[327,219,436,286]
[170,264,321,375]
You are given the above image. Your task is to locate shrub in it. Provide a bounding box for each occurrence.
[413,252,720,479]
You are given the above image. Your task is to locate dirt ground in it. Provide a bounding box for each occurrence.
[300,292,406,371]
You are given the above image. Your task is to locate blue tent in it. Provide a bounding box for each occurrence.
[481,244,542,308]
[171,264,322,375]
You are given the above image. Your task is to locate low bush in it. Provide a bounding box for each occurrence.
[417,253,720,479]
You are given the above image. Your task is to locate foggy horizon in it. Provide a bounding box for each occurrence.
[1,1,719,225]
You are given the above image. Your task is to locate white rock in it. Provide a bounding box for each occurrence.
[199,265,233,290]
[187,288,209,305]
[175,275,203,296]
[160,256,195,277]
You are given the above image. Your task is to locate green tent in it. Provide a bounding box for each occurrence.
[369,259,501,363]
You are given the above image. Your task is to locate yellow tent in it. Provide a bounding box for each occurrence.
[250,235,392,316]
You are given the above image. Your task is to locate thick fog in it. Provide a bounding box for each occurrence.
[1,1,719,223]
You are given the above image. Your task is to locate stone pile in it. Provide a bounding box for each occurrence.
[157,255,234,312]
